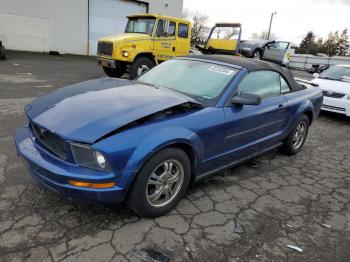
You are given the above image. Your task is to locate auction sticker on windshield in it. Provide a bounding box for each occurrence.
[208,66,235,76]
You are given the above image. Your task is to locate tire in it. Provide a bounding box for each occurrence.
[252,49,262,60]
[102,66,125,78]
[129,57,154,80]
[280,115,310,156]
[127,148,191,218]
[0,45,6,60]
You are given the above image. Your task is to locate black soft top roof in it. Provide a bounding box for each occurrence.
[187,55,305,91]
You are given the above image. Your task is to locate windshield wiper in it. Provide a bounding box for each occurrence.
[135,80,162,89]
[319,76,340,81]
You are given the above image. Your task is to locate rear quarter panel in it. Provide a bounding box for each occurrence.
[283,85,323,136]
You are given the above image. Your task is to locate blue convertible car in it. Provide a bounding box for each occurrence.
[15,55,323,217]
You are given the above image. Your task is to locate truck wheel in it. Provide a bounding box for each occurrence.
[0,45,6,60]
[129,57,154,80]
[127,148,191,217]
[103,66,125,78]
[280,115,309,155]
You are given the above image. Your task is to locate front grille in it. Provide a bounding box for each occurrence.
[322,104,346,112]
[97,42,113,56]
[322,90,345,98]
[31,123,67,159]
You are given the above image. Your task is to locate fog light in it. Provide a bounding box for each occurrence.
[122,51,129,57]
[95,151,106,169]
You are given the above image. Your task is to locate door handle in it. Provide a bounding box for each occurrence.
[278,104,284,108]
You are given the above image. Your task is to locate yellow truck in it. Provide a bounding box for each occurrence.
[97,14,191,79]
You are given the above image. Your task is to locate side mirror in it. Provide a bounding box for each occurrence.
[232,92,262,106]
[312,73,320,78]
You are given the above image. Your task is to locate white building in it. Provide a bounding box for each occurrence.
[0,0,184,55]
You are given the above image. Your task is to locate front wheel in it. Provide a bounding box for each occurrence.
[102,66,126,78]
[127,148,191,217]
[280,115,310,155]
[252,49,262,60]
[129,57,155,80]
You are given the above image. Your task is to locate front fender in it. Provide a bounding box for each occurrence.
[122,127,204,187]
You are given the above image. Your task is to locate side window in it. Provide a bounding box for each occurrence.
[237,70,281,99]
[168,21,176,36]
[276,42,289,50]
[280,76,291,93]
[178,23,189,38]
[156,19,164,37]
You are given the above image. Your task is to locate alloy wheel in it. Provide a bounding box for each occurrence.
[292,121,307,150]
[146,160,184,208]
[253,51,261,60]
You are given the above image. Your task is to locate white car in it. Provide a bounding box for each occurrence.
[311,65,350,117]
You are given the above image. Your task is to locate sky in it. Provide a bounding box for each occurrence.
[183,0,350,44]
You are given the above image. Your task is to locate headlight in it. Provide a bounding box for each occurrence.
[70,142,111,172]
[347,94,350,100]
[242,47,252,51]
[122,51,129,57]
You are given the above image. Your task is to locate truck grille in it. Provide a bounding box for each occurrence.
[97,42,113,56]
[322,90,345,98]
[31,123,67,159]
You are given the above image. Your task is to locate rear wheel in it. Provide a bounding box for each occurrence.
[129,57,155,80]
[127,148,191,217]
[281,115,309,155]
[102,65,126,78]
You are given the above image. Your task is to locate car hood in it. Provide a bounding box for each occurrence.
[98,33,150,43]
[311,78,350,94]
[26,78,197,143]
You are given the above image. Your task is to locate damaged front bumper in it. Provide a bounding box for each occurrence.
[14,127,128,204]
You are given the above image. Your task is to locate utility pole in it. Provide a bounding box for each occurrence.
[267,11,277,40]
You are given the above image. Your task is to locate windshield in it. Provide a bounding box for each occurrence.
[138,59,238,105]
[320,66,350,82]
[125,18,155,35]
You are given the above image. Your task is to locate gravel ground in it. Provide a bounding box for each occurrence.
[0,52,349,262]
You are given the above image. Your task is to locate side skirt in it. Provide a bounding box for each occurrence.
[194,142,283,183]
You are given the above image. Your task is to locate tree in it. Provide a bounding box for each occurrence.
[250,31,276,40]
[213,27,239,40]
[337,28,349,56]
[323,31,338,56]
[298,31,317,55]
[295,29,349,56]
[186,11,210,46]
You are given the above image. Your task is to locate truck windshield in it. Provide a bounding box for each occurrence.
[138,59,238,106]
[125,18,155,35]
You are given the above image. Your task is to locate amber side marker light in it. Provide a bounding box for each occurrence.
[68,180,116,189]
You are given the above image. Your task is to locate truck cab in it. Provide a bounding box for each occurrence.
[97,14,191,79]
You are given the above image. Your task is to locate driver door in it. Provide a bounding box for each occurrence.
[263,41,290,64]
[222,70,289,164]
[153,19,176,61]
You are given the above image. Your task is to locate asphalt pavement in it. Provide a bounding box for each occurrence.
[0,52,349,262]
